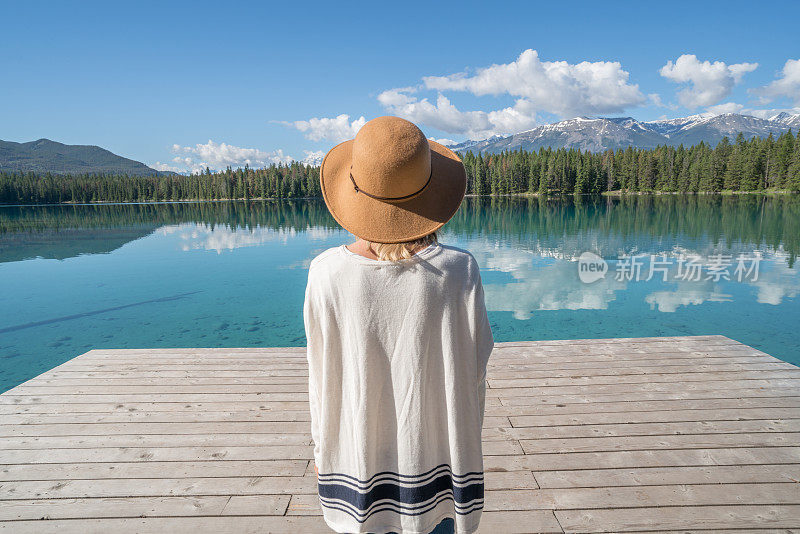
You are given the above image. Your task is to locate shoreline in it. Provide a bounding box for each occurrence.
[2,190,799,207]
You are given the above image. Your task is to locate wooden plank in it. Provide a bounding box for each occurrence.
[0,496,235,521]
[486,354,771,369]
[0,445,314,464]
[508,407,800,426]
[46,369,310,377]
[487,361,799,379]
[484,419,800,440]
[0,516,334,533]
[484,447,800,471]
[0,433,312,449]
[499,387,800,406]
[518,432,800,454]
[32,377,310,386]
[285,493,321,515]
[488,379,800,397]
[0,476,317,499]
[0,393,310,404]
[0,460,308,481]
[533,464,800,488]
[476,510,563,533]
[492,396,800,417]
[554,505,800,532]
[221,495,290,516]
[0,401,312,415]
[0,421,310,437]
[0,411,311,425]
[488,369,800,388]
[483,483,800,511]
[485,470,539,490]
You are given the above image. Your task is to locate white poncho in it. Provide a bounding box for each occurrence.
[303,243,494,533]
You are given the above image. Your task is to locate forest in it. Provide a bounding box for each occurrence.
[1,131,799,204]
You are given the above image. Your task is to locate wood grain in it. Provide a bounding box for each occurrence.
[1,336,798,533]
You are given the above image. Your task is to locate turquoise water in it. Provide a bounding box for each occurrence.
[1,196,799,392]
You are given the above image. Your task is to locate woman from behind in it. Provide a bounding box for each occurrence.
[304,116,494,534]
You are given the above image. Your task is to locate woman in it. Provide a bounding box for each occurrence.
[304,116,494,534]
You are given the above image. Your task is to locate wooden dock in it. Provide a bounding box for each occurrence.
[1,335,799,533]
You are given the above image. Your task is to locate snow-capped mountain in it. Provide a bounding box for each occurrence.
[772,111,800,129]
[448,113,800,154]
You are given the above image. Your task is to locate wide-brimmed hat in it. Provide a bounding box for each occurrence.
[320,116,466,244]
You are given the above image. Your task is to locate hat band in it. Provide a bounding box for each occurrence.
[349,168,432,202]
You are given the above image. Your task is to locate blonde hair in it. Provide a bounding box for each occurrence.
[371,232,438,262]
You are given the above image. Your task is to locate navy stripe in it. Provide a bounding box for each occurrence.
[319,489,483,518]
[320,493,484,523]
[319,470,483,491]
[317,463,483,484]
[318,472,484,510]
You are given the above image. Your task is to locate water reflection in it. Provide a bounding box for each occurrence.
[1,196,798,392]
[2,195,799,263]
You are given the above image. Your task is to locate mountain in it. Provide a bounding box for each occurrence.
[659,114,792,147]
[449,113,800,154]
[772,111,800,129]
[0,138,164,176]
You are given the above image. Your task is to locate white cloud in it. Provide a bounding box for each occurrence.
[156,140,296,174]
[428,137,457,146]
[282,114,366,143]
[153,161,188,173]
[302,150,325,166]
[660,54,758,108]
[648,93,678,110]
[705,102,745,115]
[755,59,800,105]
[378,89,538,140]
[422,49,645,118]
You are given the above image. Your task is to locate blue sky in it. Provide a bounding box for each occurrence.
[2,0,799,173]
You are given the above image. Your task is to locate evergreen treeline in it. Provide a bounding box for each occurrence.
[0,163,320,204]
[462,131,800,195]
[1,132,799,204]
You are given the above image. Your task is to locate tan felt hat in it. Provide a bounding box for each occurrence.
[320,115,467,244]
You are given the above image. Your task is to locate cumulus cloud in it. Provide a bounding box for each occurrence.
[428,137,457,146]
[648,93,678,110]
[155,140,297,174]
[422,49,645,118]
[302,150,325,166]
[660,54,758,108]
[378,89,538,140]
[281,114,366,143]
[755,59,800,105]
[705,102,745,115]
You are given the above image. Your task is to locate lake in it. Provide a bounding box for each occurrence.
[1,195,799,392]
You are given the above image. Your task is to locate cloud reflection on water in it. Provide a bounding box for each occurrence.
[461,235,798,317]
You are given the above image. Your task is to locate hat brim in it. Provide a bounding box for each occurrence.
[320,139,467,244]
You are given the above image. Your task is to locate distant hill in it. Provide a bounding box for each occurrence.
[449,113,800,154]
[0,138,164,176]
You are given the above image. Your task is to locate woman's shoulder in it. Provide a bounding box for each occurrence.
[308,246,344,272]
[434,244,481,278]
